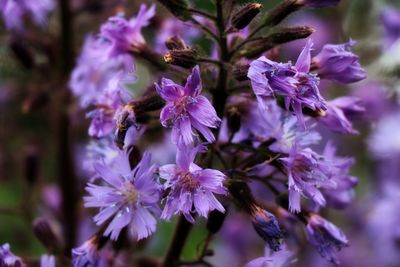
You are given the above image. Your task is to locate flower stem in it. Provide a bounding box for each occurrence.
[162,215,193,267]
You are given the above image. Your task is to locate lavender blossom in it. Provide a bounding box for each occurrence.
[248,39,326,127]
[72,238,102,267]
[305,213,348,265]
[312,40,366,84]
[156,65,221,146]
[244,245,294,267]
[84,150,161,240]
[0,0,55,30]
[159,145,226,223]
[0,243,25,267]
[279,146,337,213]
[100,4,155,56]
[380,7,400,48]
[40,255,55,267]
[318,96,364,134]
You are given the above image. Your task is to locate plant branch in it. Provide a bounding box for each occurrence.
[188,8,216,20]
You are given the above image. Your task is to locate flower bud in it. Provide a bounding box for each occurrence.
[0,243,25,267]
[251,207,283,251]
[231,3,263,30]
[115,105,137,149]
[263,0,302,26]
[265,26,315,45]
[164,49,198,69]
[232,63,250,81]
[165,35,188,50]
[156,0,191,21]
[33,218,63,253]
[240,41,274,59]
[226,106,242,134]
[206,210,227,234]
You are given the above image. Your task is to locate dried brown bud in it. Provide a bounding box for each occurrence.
[231,3,263,30]
[165,35,187,50]
[164,49,198,68]
[233,63,250,81]
[263,0,302,26]
[32,218,63,253]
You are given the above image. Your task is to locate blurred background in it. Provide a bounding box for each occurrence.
[1,0,400,266]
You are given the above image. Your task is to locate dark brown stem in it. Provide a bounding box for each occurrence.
[188,8,216,20]
[162,216,193,267]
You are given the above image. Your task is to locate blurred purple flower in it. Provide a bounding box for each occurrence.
[0,243,25,267]
[100,4,155,56]
[369,111,400,158]
[84,151,161,240]
[156,65,221,146]
[251,207,283,251]
[320,142,357,209]
[312,40,366,84]
[279,146,337,213]
[0,0,55,30]
[305,214,348,265]
[248,39,326,127]
[72,238,103,267]
[40,255,55,267]
[159,144,226,223]
[318,96,364,134]
[244,245,294,267]
[380,7,400,48]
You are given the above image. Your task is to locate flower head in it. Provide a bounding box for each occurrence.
[305,213,348,265]
[0,243,25,267]
[312,40,366,84]
[318,96,364,134]
[100,4,155,56]
[84,150,161,240]
[156,65,221,146]
[248,39,326,127]
[159,144,226,223]
[279,146,337,213]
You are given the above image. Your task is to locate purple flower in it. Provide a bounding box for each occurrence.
[100,4,155,56]
[279,146,337,213]
[251,207,283,251]
[0,243,25,267]
[369,111,400,158]
[318,96,364,134]
[297,0,340,8]
[0,0,55,30]
[69,35,134,108]
[40,255,55,267]
[72,238,103,267]
[312,40,366,84]
[244,245,294,267]
[320,143,357,209]
[248,39,327,127]
[156,65,221,146]
[84,150,161,240]
[159,144,226,223]
[380,7,400,48]
[305,213,348,265]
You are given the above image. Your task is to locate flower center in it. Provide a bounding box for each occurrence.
[122,181,138,204]
[179,172,200,191]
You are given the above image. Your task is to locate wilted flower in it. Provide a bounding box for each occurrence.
[318,96,364,134]
[84,150,161,240]
[159,144,226,223]
[100,4,155,56]
[248,39,326,127]
[305,213,348,265]
[312,40,366,84]
[0,243,25,267]
[156,65,221,146]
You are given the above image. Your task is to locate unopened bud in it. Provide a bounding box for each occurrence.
[232,63,250,81]
[157,0,190,21]
[264,0,302,26]
[33,217,62,253]
[265,26,315,45]
[164,49,198,69]
[226,106,242,134]
[165,35,187,50]
[115,105,136,149]
[231,3,263,30]
[251,206,283,251]
[206,210,227,234]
